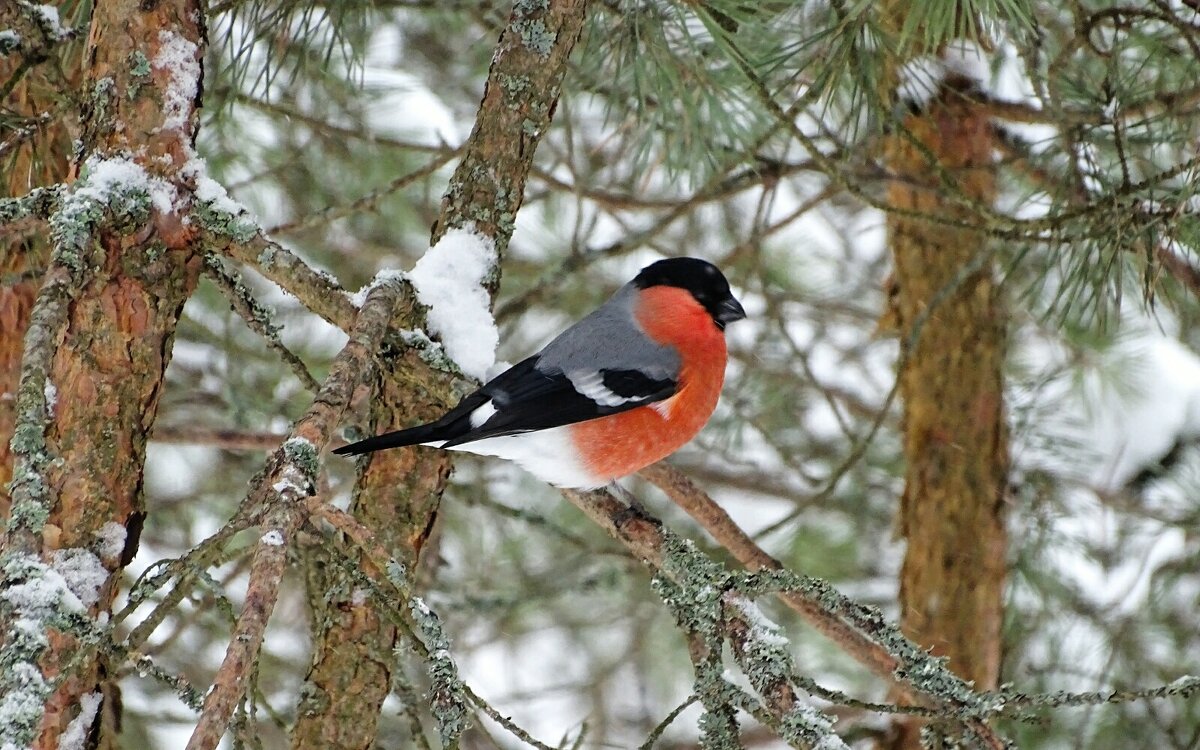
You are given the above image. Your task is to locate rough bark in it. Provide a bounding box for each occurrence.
[0,3,80,519]
[883,72,1009,749]
[288,1,590,747]
[0,2,205,746]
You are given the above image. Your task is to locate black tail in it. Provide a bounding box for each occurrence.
[332,393,486,456]
[332,423,446,456]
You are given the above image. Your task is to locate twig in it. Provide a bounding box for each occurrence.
[1155,242,1200,299]
[997,675,1200,713]
[266,149,457,234]
[203,254,321,393]
[429,0,589,254]
[150,426,286,451]
[638,695,699,750]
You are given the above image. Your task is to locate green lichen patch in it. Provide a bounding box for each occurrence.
[128,49,151,77]
[127,50,151,99]
[192,200,258,243]
[409,597,470,744]
[514,0,549,15]
[282,437,320,483]
[512,18,555,59]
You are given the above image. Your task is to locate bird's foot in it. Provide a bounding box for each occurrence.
[608,482,654,525]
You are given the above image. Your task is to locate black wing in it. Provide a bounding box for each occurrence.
[441,359,677,446]
[334,356,677,455]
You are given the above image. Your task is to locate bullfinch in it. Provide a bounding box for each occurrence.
[334,257,745,489]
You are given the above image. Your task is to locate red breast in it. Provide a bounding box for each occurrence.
[570,286,728,482]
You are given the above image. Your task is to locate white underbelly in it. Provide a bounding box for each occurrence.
[427,426,607,489]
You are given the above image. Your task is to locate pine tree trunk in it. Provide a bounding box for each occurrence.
[0,5,79,522]
[0,2,205,746]
[883,75,1009,746]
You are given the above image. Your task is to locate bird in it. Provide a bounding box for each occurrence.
[333,257,746,489]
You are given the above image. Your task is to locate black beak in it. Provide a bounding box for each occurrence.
[716,296,746,328]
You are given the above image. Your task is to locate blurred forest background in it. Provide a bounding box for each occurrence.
[3,0,1200,748]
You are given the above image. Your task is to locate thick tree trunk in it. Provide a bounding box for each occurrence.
[0,181,46,523]
[0,2,204,746]
[883,75,1009,745]
[288,2,590,746]
[0,5,80,520]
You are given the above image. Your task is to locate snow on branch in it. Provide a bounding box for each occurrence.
[407,224,500,381]
[0,553,105,749]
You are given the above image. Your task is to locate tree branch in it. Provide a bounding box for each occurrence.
[562,482,1007,748]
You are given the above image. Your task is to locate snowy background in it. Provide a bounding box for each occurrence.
[80,3,1200,747]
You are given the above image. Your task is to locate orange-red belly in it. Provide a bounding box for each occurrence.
[570,285,728,483]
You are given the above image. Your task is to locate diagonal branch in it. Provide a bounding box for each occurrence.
[203,254,321,393]
[563,482,1008,749]
[221,233,358,332]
